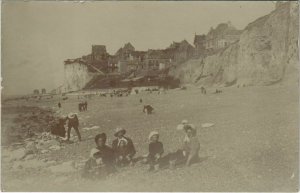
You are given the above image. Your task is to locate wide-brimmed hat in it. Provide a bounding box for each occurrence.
[177,120,189,130]
[114,127,126,137]
[67,113,77,119]
[148,131,159,140]
[181,119,188,124]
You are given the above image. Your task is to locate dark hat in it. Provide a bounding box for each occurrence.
[184,124,197,136]
[95,133,107,143]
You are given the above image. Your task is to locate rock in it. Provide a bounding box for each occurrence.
[49,145,61,151]
[91,126,100,130]
[201,123,215,128]
[46,160,57,165]
[37,139,60,150]
[24,154,35,161]
[10,148,26,161]
[11,161,23,170]
[41,149,50,154]
[25,141,38,154]
[83,125,100,131]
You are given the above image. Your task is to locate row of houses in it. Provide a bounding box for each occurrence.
[63,21,242,91]
[194,21,242,56]
[64,21,242,76]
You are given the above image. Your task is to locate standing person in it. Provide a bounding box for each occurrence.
[78,103,82,112]
[84,101,88,111]
[112,128,136,166]
[82,133,115,179]
[147,131,164,171]
[58,102,61,108]
[66,113,82,142]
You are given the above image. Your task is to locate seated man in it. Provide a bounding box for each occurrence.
[82,133,115,179]
[112,128,136,167]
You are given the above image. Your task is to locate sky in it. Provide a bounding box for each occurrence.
[2,1,275,95]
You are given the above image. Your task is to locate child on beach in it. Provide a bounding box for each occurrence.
[147,131,164,171]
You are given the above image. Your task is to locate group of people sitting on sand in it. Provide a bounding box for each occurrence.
[82,120,200,179]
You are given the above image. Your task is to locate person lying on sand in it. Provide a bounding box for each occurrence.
[82,133,115,179]
[112,128,136,167]
[143,105,154,114]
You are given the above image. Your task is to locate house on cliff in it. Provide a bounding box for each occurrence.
[205,21,242,52]
[144,49,172,71]
[115,43,146,73]
[167,40,195,64]
[194,34,206,57]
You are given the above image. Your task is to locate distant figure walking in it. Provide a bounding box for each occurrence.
[66,113,81,141]
[140,98,143,103]
[78,103,83,112]
[84,101,88,111]
[143,105,154,115]
[78,101,87,112]
[58,102,61,108]
[215,89,222,94]
[200,87,206,94]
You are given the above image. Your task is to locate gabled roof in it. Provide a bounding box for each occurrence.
[123,42,135,51]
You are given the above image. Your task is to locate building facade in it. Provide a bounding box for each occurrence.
[205,21,242,51]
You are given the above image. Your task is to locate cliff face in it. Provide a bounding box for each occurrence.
[64,63,96,92]
[171,2,299,87]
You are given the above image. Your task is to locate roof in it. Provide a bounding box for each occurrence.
[194,34,206,44]
[92,45,107,54]
[123,42,135,51]
[207,22,242,38]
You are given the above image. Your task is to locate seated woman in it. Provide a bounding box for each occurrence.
[169,123,200,168]
[112,128,136,167]
[82,133,115,179]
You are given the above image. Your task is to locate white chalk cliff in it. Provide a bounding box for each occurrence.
[171,2,299,87]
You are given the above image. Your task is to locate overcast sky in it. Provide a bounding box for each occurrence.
[2,1,275,95]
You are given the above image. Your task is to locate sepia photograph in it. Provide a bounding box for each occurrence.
[1,0,299,192]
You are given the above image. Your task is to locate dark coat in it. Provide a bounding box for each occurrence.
[82,145,115,179]
[67,115,79,127]
[149,141,164,157]
[112,137,136,158]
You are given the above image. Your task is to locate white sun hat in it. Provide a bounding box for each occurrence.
[181,120,188,124]
[67,113,77,119]
[148,131,159,140]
